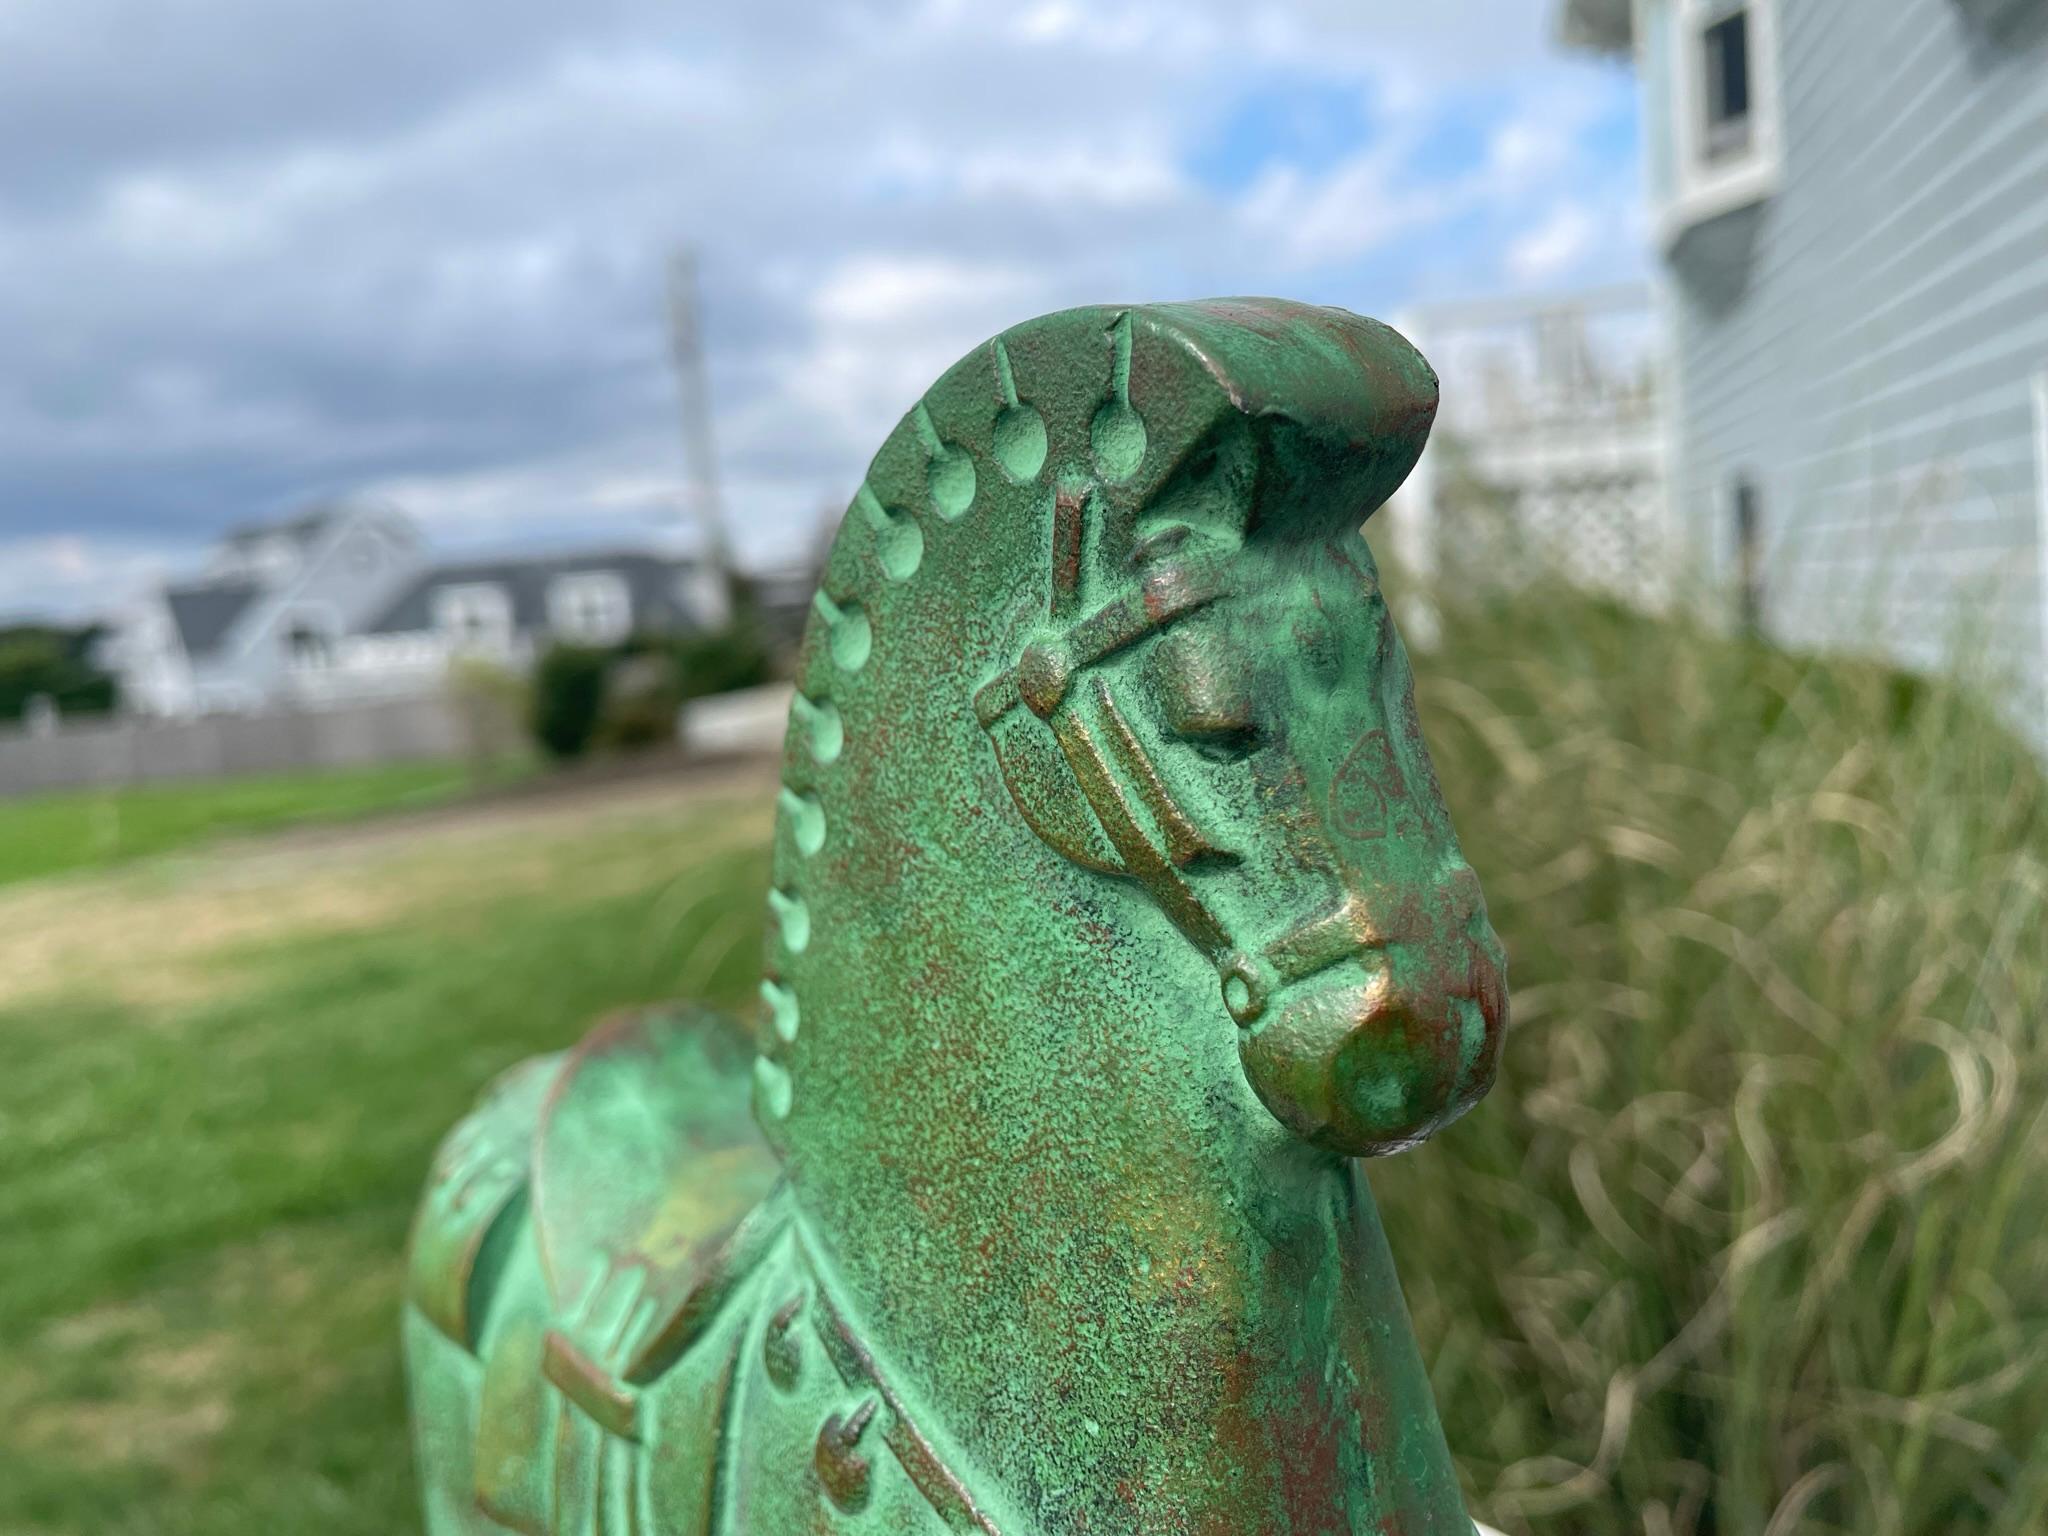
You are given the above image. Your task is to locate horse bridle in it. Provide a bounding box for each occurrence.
[975,502,1379,1029]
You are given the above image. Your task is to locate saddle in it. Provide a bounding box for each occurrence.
[409,1007,1002,1533]
[409,1005,782,1531]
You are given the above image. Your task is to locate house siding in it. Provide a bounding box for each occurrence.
[1660,0,2048,726]
[227,514,425,708]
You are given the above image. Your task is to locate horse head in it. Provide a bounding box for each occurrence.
[974,305,1507,1157]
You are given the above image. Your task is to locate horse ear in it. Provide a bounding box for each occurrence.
[1132,300,1439,542]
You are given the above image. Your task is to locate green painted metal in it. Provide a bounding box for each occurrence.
[405,298,1509,1533]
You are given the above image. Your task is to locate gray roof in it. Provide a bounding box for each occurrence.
[366,551,710,636]
[165,581,261,658]
[1558,0,1634,52]
[220,507,339,549]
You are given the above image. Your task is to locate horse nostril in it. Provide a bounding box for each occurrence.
[1224,974,1253,1018]
[1220,952,1274,1026]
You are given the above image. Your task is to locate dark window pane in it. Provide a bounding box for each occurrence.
[1704,11,1752,125]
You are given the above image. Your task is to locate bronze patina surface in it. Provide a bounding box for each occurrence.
[405,298,1510,1533]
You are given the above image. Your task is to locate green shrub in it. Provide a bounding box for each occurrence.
[531,618,777,762]
[529,644,609,760]
[594,651,682,753]
[672,620,773,702]
[1374,578,2048,1536]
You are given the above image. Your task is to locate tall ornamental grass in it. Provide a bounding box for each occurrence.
[1374,587,2047,1536]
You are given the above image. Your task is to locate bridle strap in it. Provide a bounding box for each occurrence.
[973,557,1230,729]
[1048,677,1233,959]
[976,555,1242,969]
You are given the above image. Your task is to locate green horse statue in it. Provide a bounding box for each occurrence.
[405,298,1510,1534]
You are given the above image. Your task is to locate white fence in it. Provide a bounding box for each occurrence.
[1393,284,1670,605]
[0,696,470,798]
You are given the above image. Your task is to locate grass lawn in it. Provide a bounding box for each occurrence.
[0,772,773,1536]
[0,760,529,890]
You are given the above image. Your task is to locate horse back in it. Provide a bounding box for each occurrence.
[404,1005,784,1534]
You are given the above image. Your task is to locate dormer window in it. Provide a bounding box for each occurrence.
[434,583,514,654]
[549,572,632,645]
[1649,0,1784,246]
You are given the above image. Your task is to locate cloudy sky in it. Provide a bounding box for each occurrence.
[0,0,1642,622]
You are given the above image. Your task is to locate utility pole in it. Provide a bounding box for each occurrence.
[668,248,732,576]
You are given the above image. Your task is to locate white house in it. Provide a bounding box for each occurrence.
[113,505,729,718]
[1562,0,2048,728]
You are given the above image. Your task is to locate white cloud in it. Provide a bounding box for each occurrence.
[1014,2,1087,44]
[0,0,1647,618]
[860,134,1184,211]
[809,256,1039,332]
[1506,202,1601,284]
[960,143,1186,209]
[771,253,1048,496]
[0,536,182,622]
[1237,146,1452,271]
[1487,114,1577,185]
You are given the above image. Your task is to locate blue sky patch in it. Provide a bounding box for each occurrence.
[1188,74,1381,193]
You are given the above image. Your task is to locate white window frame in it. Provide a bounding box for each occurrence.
[547,571,633,645]
[433,582,515,654]
[1648,0,1784,247]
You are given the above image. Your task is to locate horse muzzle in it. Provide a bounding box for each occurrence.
[1230,870,1508,1157]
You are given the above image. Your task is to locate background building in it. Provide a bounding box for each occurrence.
[111,505,728,718]
[1564,0,2048,725]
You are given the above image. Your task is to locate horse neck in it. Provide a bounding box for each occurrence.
[769,802,1464,1519]
[755,588,1466,1524]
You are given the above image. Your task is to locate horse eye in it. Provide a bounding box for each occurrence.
[1184,723,1264,763]
[1152,629,1258,753]
[1160,674,1261,759]
[1131,523,1192,565]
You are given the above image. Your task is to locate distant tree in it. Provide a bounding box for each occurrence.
[0,624,117,724]
[531,611,777,765]
[594,646,680,752]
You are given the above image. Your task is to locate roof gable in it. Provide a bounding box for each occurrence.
[165,582,262,658]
